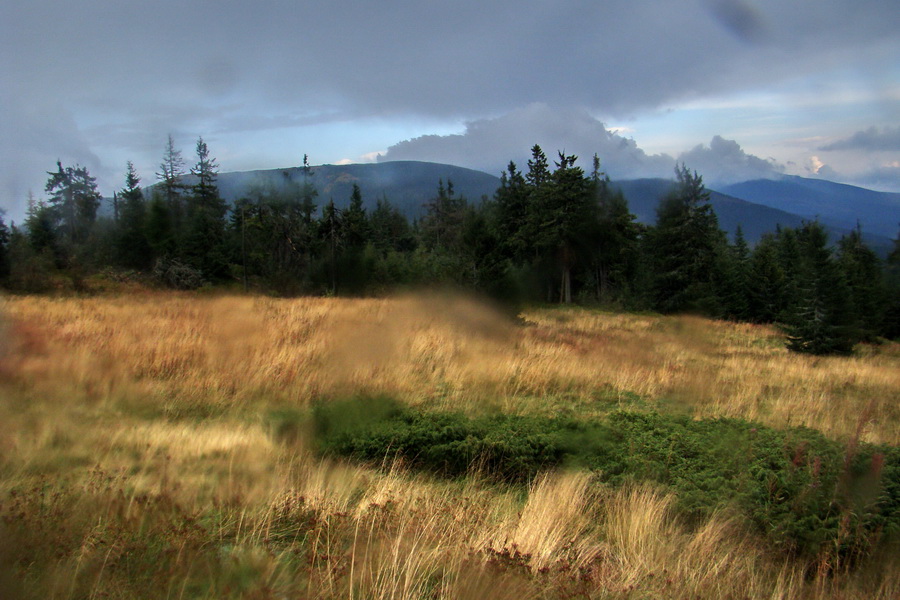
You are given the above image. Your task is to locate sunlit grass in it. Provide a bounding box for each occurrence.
[1,291,898,598]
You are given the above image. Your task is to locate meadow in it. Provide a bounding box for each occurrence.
[0,291,898,599]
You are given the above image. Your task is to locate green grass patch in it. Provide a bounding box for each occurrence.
[312,396,900,561]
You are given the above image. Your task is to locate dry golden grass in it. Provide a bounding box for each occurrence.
[0,291,898,599]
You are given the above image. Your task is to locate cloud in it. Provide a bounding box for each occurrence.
[382,107,781,186]
[819,126,900,152]
[845,163,900,193]
[380,104,675,179]
[677,135,784,185]
[2,1,898,213]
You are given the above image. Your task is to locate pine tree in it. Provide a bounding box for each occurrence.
[370,195,413,254]
[420,179,467,253]
[44,161,102,246]
[318,199,344,293]
[590,155,640,304]
[836,225,884,341]
[0,211,9,282]
[183,137,228,279]
[879,227,900,339]
[156,135,187,235]
[116,162,152,270]
[783,222,856,355]
[747,233,787,323]
[493,161,530,263]
[720,226,752,321]
[343,183,370,250]
[646,165,726,314]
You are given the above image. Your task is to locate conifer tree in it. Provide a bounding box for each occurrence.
[590,155,640,304]
[493,161,530,263]
[646,165,726,314]
[879,227,900,339]
[44,161,101,247]
[156,134,187,234]
[116,161,152,270]
[183,137,228,279]
[747,233,787,323]
[836,226,884,340]
[783,221,856,355]
[720,226,752,321]
[0,211,9,282]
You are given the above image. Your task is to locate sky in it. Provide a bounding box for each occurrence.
[2,0,898,222]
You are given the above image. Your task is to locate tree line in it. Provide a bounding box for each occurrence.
[2,139,900,354]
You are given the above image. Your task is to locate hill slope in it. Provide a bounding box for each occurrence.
[613,178,896,254]
[167,161,896,253]
[720,176,900,240]
[212,161,502,218]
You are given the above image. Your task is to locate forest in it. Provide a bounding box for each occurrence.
[3,137,900,354]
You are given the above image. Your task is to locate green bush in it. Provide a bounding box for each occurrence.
[311,397,900,560]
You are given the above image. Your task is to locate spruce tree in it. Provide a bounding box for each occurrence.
[44,161,102,247]
[747,233,787,323]
[183,137,228,279]
[116,162,152,270]
[836,226,884,341]
[783,222,856,355]
[590,155,640,304]
[156,134,187,236]
[646,165,726,314]
[0,211,9,282]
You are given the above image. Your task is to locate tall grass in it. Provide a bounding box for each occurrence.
[1,292,898,598]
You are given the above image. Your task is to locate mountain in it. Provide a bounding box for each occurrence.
[720,176,900,240]
[613,178,896,256]
[612,179,809,241]
[210,161,501,218]
[150,161,896,255]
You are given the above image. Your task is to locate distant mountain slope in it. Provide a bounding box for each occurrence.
[163,161,895,255]
[614,178,895,255]
[720,176,900,240]
[612,179,808,242]
[211,161,501,218]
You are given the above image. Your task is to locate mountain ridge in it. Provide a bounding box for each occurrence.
[162,161,897,255]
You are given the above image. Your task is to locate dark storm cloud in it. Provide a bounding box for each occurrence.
[819,126,900,152]
[2,0,898,212]
[6,0,897,122]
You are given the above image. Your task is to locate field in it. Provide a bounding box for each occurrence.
[1,292,898,599]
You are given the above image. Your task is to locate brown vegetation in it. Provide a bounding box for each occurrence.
[0,292,898,599]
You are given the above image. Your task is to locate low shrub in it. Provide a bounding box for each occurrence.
[312,396,900,561]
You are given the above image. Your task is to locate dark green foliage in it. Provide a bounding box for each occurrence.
[116,162,153,270]
[587,155,641,305]
[44,161,102,248]
[183,138,229,279]
[884,230,900,339]
[0,212,9,282]
[719,226,752,320]
[747,233,788,322]
[646,165,727,315]
[156,134,188,237]
[313,396,576,483]
[313,398,900,560]
[783,222,856,355]
[837,226,885,341]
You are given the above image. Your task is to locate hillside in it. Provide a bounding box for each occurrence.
[211,161,502,218]
[613,178,896,253]
[721,176,900,240]
[166,161,897,253]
